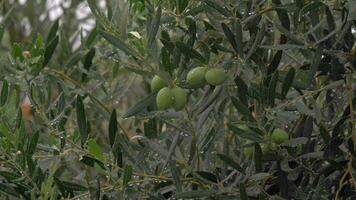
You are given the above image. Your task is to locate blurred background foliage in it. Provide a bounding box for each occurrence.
[0,0,355,199]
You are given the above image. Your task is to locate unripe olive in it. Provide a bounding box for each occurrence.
[186,67,208,88]
[260,144,271,155]
[151,75,167,93]
[205,68,226,86]
[172,87,187,111]
[156,87,174,110]
[271,128,289,144]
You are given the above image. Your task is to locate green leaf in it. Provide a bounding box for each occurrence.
[0,80,8,106]
[267,71,279,106]
[100,30,138,57]
[76,95,88,146]
[0,24,5,43]
[204,0,231,17]
[240,183,248,200]
[217,153,245,174]
[46,19,59,44]
[169,160,182,192]
[79,155,105,169]
[82,47,96,81]
[12,43,24,61]
[43,35,59,66]
[123,94,155,118]
[299,1,325,21]
[26,131,39,157]
[123,165,133,186]
[234,20,243,56]
[0,183,20,197]
[177,0,188,14]
[147,6,161,49]
[88,139,104,161]
[144,118,157,139]
[108,109,118,147]
[281,137,308,147]
[59,180,88,192]
[228,124,263,142]
[175,41,205,62]
[221,23,238,54]
[306,45,323,86]
[254,143,262,172]
[230,96,254,120]
[175,190,217,198]
[281,68,295,98]
[85,27,98,48]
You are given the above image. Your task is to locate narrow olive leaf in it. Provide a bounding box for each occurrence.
[240,183,248,200]
[108,109,117,147]
[221,23,238,54]
[59,180,88,191]
[100,30,138,57]
[217,154,245,174]
[12,43,24,61]
[196,171,218,183]
[177,0,188,14]
[234,75,248,105]
[175,41,205,62]
[46,19,59,44]
[204,0,231,17]
[306,45,323,86]
[79,155,105,169]
[169,160,182,192]
[228,124,263,142]
[245,26,265,61]
[85,27,98,47]
[76,95,88,146]
[43,36,59,66]
[122,93,155,118]
[272,0,290,30]
[254,143,262,172]
[81,48,96,81]
[123,165,133,186]
[281,68,295,98]
[230,96,254,120]
[267,51,283,76]
[267,71,279,106]
[88,139,104,161]
[147,6,161,49]
[144,118,157,139]
[175,190,217,198]
[273,23,304,45]
[26,131,39,157]
[183,4,205,17]
[281,137,308,147]
[234,20,243,56]
[299,1,325,21]
[0,80,8,106]
[86,0,105,21]
[0,24,5,43]
[0,183,20,197]
[319,125,331,144]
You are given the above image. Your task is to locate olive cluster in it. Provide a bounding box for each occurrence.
[150,67,226,111]
[244,128,289,156]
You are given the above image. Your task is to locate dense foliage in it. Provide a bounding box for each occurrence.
[0,0,356,199]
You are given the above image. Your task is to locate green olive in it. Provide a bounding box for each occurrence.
[156,87,174,110]
[260,144,271,155]
[271,128,289,144]
[172,87,187,111]
[186,67,208,88]
[205,68,226,86]
[151,75,167,93]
